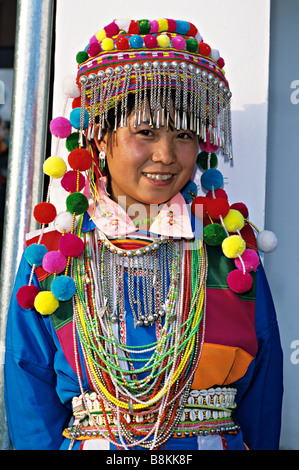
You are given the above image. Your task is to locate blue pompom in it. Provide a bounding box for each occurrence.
[129,34,144,49]
[51,275,76,301]
[181,180,197,202]
[24,243,48,267]
[201,168,223,190]
[175,21,190,35]
[70,107,89,130]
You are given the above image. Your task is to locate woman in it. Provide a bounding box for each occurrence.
[4,18,283,451]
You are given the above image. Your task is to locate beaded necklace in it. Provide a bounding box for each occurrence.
[72,222,208,449]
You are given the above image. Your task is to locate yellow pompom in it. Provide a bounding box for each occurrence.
[157,34,170,48]
[157,19,168,32]
[34,291,59,315]
[102,37,114,51]
[222,235,246,258]
[223,209,245,232]
[95,29,106,42]
[43,156,67,179]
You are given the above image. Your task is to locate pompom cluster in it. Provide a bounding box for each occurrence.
[191,143,277,294]
[76,18,225,70]
[16,74,92,315]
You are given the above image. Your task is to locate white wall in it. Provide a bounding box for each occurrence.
[52,0,271,234]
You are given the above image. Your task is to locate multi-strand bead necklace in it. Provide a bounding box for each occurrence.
[71,227,208,449]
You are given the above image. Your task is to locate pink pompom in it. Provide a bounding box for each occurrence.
[227,269,253,294]
[150,20,159,33]
[50,117,72,139]
[230,202,249,219]
[199,134,220,152]
[235,249,260,272]
[172,35,186,50]
[61,170,86,193]
[16,285,40,309]
[104,21,119,37]
[144,34,158,48]
[59,233,84,258]
[42,250,67,274]
[166,19,177,32]
[87,42,101,57]
[217,57,225,68]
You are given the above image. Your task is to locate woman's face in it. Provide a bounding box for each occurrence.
[95,109,199,214]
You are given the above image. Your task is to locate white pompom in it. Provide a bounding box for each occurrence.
[195,31,203,43]
[54,211,76,233]
[114,18,131,32]
[210,48,220,62]
[257,230,278,253]
[62,76,80,99]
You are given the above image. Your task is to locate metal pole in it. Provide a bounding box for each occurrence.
[0,0,54,450]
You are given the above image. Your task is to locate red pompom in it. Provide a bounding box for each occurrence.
[16,285,40,309]
[59,233,84,258]
[191,196,209,219]
[230,202,249,219]
[206,198,230,220]
[227,269,253,294]
[61,170,86,193]
[33,202,57,224]
[116,35,129,50]
[68,148,92,171]
[199,42,211,56]
[128,20,139,34]
[217,57,225,68]
[72,97,81,109]
[206,188,228,200]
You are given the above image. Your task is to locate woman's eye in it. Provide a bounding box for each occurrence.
[177,132,192,139]
[137,129,153,136]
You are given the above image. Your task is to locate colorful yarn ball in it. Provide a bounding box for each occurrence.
[51,275,76,301]
[61,170,85,193]
[206,188,228,200]
[206,198,230,220]
[24,243,48,267]
[223,209,245,232]
[201,168,223,191]
[54,211,76,233]
[116,35,129,50]
[101,37,114,51]
[66,192,89,215]
[222,235,246,259]
[129,35,143,49]
[203,223,227,246]
[199,136,220,153]
[62,76,81,98]
[199,42,211,56]
[144,34,158,48]
[59,233,84,258]
[104,21,119,37]
[34,291,59,315]
[42,250,67,274]
[235,249,260,272]
[227,269,253,294]
[186,37,198,53]
[172,35,186,50]
[210,49,220,63]
[157,34,170,48]
[157,18,168,32]
[217,57,225,68]
[138,19,151,35]
[128,20,139,34]
[68,148,92,171]
[257,230,278,253]
[230,202,249,219]
[176,20,190,35]
[72,97,81,109]
[76,51,89,64]
[191,196,209,219]
[43,156,67,179]
[16,285,40,309]
[33,202,57,225]
[150,20,159,33]
[50,117,72,139]
[65,132,86,152]
[87,41,101,57]
[69,107,89,130]
[196,151,218,170]
[181,180,197,202]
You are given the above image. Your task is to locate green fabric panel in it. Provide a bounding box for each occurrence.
[40,275,74,331]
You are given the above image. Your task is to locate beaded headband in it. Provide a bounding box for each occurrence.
[74,18,232,158]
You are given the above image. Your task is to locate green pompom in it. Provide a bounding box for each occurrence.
[138,19,151,34]
[76,51,89,64]
[65,132,86,152]
[186,38,198,53]
[197,151,218,170]
[203,223,227,246]
[66,192,89,215]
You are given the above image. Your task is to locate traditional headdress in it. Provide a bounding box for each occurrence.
[16,18,277,314]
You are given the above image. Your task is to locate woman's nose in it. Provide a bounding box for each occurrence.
[151,137,176,165]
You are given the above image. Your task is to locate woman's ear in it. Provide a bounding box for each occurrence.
[93,123,107,153]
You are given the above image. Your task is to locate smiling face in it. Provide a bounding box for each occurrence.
[94,105,199,217]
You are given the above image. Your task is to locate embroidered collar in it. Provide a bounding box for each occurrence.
[83,177,194,239]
